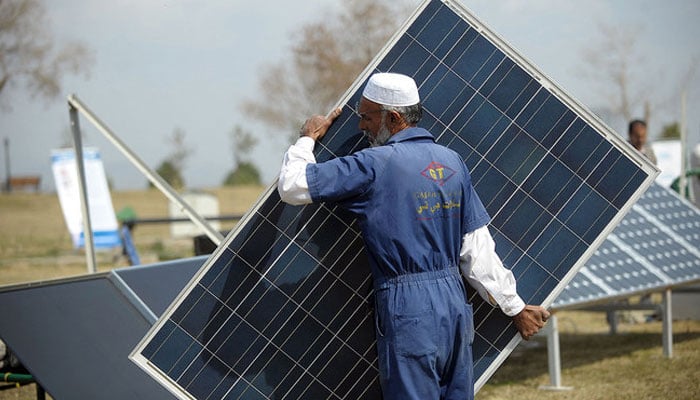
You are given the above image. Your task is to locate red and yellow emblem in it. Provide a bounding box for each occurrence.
[421,161,456,186]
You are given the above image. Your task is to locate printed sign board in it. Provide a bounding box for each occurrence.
[51,148,121,249]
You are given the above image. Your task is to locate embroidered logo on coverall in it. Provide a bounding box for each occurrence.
[420,161,455,186]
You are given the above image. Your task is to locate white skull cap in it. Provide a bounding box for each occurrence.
[361,72,420,107]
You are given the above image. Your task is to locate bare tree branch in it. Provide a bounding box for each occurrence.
[0,0,94,109]
[240,0,409,142]
[579,22,648,123]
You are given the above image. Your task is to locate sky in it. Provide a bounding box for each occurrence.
[2,0,699,192]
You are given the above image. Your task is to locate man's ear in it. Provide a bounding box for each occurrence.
[390,110,403,123]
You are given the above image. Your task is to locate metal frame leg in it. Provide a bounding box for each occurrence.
[539,314,573,391]
[662,288,673,358]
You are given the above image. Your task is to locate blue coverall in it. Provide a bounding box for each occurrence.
[306,127,490,399]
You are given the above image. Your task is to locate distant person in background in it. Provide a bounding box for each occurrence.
[628,119,657,165]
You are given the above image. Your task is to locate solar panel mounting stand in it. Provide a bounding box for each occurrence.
[538,314,573,391]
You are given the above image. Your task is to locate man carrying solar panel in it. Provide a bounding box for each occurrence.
[278,72,549,400]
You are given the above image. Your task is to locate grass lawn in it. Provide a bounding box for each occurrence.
[1,188,699,399]
[479,312,700,400]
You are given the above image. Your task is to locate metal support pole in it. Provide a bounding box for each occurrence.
[679,92,687,200]
[66,94,224,246]
[69,104,97,274]
[606,310,618,335]
[546,315,563,387]
[540,314,573,391]
[36,383,46,400]
[662,288,673,358]
[3,137,10,192]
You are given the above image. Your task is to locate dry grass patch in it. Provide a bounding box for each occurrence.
[478,313,700,400]
[0,186,265,286]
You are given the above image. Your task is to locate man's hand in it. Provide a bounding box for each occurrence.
[512,305,550,340]
[300,107,343,141]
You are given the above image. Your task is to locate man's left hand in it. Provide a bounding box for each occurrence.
[300,108,342,141]
[512,305,550,340]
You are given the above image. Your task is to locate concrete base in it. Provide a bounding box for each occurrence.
[539,385,574,391]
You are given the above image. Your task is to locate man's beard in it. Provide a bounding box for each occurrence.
[366,114,392,147]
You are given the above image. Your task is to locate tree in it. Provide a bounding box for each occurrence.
[230,125,257,164]
[0,0,94,108]
[151,127,193,189]
[579,23,650,125]
[166,128,192,176]
[240,0,409,142]
[659,122,680,140]
[223,162,261,186]
[155,160,184,190]
[223,125,261,186]
[579,23,698,137]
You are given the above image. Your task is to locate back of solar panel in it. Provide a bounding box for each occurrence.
[131,0,658,398]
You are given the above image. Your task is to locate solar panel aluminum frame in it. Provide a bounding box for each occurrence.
[131,0,659,397]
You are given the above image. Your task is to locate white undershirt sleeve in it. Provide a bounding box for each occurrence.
[459,225,526,317]
[278,136,316,205]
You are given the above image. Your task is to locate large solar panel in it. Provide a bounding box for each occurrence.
[555,182,700,308]
[131,0,658,397]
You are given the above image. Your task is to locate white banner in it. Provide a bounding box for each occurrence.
[651,140,681,188]
[51,148,121,249]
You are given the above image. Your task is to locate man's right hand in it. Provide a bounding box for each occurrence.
[512,305,550,340]
[300,107,343,141]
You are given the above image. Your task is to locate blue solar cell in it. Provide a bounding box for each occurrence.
[395,40,433,78]
[150,322,196,376]
[521,94,567,142]
[132,1,656,397]
[414,2,460,52]
[481,58,515,98]
[550,116,585,158]
[540,109,577,149]
[489,64,533,114]
[565,189,609,242]
[406,0,441,37]
[456,36,502,88]
[141,318,176,358]
[443,27,479,71]
[497,128,545,184]
[426,71,469,120]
